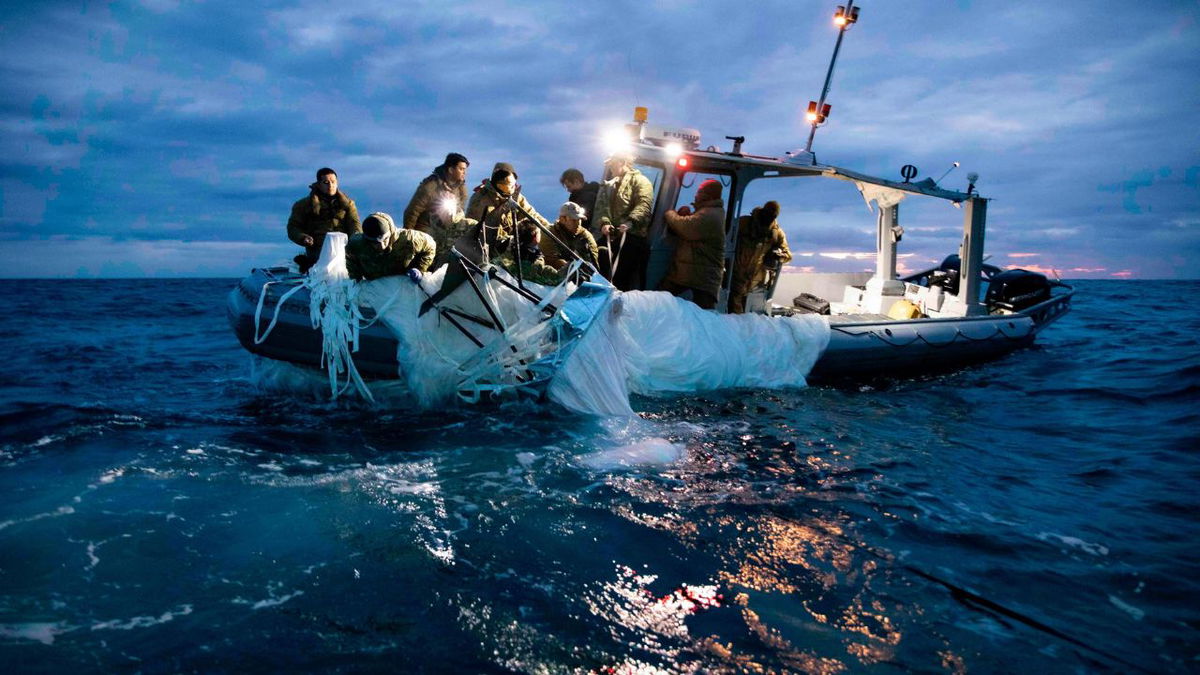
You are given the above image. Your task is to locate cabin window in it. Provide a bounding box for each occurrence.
[739,176,864,273]
[634,162,664,200]
[675,171,733,229]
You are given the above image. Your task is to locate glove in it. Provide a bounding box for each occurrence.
[407,268,423,284]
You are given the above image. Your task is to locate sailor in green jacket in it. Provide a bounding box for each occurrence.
[345,212,436,282]
[592,153,653,290]
[465,163,553,239]
[419,164,553,315]
[288,167,361,273]
[502,222,563,287]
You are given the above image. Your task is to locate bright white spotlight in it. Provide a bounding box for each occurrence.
[664,142,683,159]
[603,127,632,157]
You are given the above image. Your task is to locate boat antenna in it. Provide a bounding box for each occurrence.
[936,161,960,186]
[804,1,860,154]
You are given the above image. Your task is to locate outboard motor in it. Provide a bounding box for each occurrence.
[928,254,1002,296]
[985,269,1051,312]
[928,255,963,294]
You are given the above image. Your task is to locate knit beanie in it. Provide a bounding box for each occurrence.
[759,200,780,223]
[695,179,723,204]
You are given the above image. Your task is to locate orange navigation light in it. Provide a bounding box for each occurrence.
[834,5,859,27]
[806,101,831,124]
[633,107,649,123]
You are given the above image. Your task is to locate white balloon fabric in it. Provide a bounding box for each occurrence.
[548,291,830,416]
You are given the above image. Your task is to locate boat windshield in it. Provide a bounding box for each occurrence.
[676,170,734,230]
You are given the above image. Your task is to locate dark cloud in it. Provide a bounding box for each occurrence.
[0,0,1197,277]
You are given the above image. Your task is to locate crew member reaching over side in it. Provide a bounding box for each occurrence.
[345,212,435,282]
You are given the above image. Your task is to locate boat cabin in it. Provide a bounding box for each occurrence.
[606,110,1002,321]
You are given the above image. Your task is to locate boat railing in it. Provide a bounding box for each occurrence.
[1023,281,1075,330]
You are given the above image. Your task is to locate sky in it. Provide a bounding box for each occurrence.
[1,0,1198,279]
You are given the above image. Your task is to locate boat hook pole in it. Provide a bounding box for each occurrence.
[804,1,859,154]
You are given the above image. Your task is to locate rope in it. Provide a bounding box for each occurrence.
[253,278,307,345]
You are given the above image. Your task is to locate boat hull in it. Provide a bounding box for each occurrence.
[227,267,401,379]
[228,269,1072,383]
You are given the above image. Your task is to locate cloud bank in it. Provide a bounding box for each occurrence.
[1,0,1197,278]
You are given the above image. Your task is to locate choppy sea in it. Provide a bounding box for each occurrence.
[0,278,1196,673]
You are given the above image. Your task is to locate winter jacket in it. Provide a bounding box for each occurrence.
[593,169,653,238]
[345,214,436,281]
[287,188,361,253]
[403,170,468,230]
[464,181,552,263]
[731,214,792,293]
[501,240,563,286]
[662,198,726,297]
[540,221,599,271]
[403,171,472,270]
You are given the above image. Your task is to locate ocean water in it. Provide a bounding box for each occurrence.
[0,278,1196,673]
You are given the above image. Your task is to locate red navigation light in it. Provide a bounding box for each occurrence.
[806,101,819,122]
[677,157,689,168]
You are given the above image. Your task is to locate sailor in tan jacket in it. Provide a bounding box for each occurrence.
[402,153,472,270]
[287,167,361,273]
[729,200,793,314]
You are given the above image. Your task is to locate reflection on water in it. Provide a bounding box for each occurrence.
[1,279,1196,672]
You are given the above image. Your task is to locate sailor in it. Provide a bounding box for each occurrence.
[728,200,793,314]
[345,212,436,282]
[465,162,552,234]
[541,202,599,272]
[402,152,474,270]
[287,167,361,273]
[592,153,653,290]
[659,179,726,310]
[559,168,601,232]
[502,222,563,287]
[419,163,551,315]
